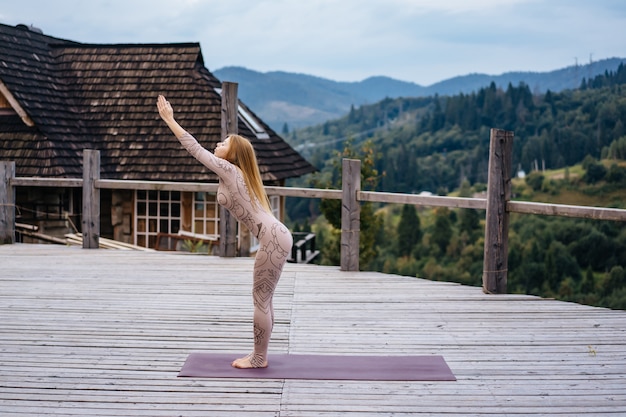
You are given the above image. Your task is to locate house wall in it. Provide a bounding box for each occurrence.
[110,190,133,244]
[15,187,75,242]
[181,191,193,233]
[13,185,289,249]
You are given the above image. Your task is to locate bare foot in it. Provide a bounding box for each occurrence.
[231,353,268,369]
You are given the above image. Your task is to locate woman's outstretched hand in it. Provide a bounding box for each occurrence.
[157,95,175,123]
[157,95,187,138]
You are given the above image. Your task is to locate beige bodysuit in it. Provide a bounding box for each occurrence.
[177,132,293,367]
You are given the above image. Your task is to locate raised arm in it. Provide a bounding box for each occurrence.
[157,95,235,177]
[157,95,187,138]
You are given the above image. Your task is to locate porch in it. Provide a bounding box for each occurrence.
[1,244,625,416]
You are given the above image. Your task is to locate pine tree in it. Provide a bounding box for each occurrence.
[397,204,421,257]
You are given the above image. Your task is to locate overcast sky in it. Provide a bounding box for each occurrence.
[2,0,625,85]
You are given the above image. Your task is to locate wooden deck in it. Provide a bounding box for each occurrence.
[1,244,625,416]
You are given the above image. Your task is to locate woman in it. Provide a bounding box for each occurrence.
[157,95,293,369]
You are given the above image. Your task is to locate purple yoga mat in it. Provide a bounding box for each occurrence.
[178,352,456,381]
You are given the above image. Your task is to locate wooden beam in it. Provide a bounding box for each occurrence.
[265,186,341,199]
[96,179,218,193]
[82,150,100,249]
[358,191,486,209]
[11,177,83,188]
[0,80,35,127]
[508,200,626,222]
[220,82,238,258]
[482,129,514,294]
[0,161,16,244]
[340,159,361,271]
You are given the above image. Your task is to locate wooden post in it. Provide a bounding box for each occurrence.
[220,82,238,257]
[0,161,16,244]
[238,226,251,257]
[82,150,100,249]
[340,158,361,271]
[482,129,514,294]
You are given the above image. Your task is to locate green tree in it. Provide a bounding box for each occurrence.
[545,241,581,292]
[431,207,453,255]
[607,163,626,183]
[583,160,607,183]
[607,136,626,160]
[603,265,625,297]
[580,266,596,295]
[316,139,382,269]
[458,208,481,242]
[525,171,545,191]
[397,204,421,257]
[569,228,613,270]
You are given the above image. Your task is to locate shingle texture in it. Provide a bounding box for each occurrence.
[0,23,316,182]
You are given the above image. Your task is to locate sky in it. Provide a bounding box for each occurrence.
[1,0,625,86]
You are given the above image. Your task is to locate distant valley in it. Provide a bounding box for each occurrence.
[214,57,625,131]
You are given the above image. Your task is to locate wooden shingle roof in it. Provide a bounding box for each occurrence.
[0,23,316,182]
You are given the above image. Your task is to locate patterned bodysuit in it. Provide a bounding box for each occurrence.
[177,132,293,367]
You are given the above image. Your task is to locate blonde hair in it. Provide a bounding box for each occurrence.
[223,134,271,213]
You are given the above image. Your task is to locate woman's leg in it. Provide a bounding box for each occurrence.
[232,223,293,368]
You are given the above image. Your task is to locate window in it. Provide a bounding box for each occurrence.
[192,192,220,238]
[214,88,269,139]
[238,105,270,139]
[134,190,181,248]
[269,195,280,219]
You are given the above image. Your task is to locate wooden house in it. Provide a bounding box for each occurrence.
[0,23,315,250]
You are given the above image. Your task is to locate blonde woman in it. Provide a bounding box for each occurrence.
[157,95,293,368]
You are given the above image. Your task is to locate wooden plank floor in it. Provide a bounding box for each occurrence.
[1,244,625,416]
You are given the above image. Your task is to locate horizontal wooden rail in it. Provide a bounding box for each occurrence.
[96,179,219,193]
[4,132,626,293]
[264,186,342,199]
[9,177,626,221]
[358,191,487,209]
[8,177,342,198]
[508,200,626,222]
[11,177,83,188]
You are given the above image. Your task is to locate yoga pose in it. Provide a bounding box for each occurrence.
[157,95,293,368]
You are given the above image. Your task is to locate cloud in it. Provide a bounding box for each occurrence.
[1,0,625,84]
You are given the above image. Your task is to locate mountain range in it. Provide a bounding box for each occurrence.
[214,57,625,131]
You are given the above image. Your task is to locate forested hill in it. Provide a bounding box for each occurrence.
[285,65,626,311]
[215,58,624,130]
[287,63,626,196]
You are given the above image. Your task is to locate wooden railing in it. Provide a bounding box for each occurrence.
[2,129,626,293]
[288,232,319,264]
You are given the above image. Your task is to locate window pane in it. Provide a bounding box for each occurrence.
[171,203,180,217]
[160,219,168,233]
[148,235,157,248]
[206,204,216,217]
[137,190,146,200]
[149,219,157,233]
[137,202,146,215]
[160,202,169,217]
[149,202,157,216]
[207,222,216,235]
[172,191,180,200]
[194,220,203,234]
[137,219,146,232]
[137,235,146,247]
[171,220,180,232]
